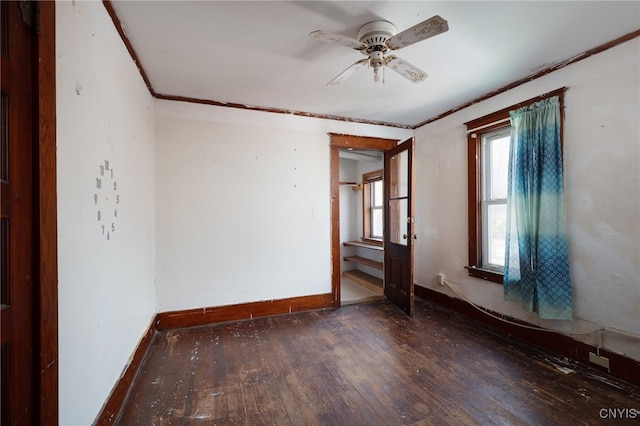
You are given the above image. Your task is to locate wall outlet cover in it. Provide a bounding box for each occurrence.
[588,352,610,371]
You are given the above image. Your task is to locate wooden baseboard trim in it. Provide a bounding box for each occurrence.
[155,293,335,331]
[94,319,156,425]
[415,285,640,387]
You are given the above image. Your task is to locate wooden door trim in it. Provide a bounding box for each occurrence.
[329,134,398,306]
[3,1,36,421]
[35,2,58,424]
[1,1,56,422]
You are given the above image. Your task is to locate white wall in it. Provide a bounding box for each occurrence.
[339,158,358,273]
[56,2,156,424]
[154,100,411,312]
[413,38,640,360]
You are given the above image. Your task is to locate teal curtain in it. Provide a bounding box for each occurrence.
[504,96,572,320]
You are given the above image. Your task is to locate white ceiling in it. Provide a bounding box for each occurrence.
[110,1,640,128]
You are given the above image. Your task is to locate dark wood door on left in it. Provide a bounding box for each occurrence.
[384,138,415,317]
[1,1,36,424]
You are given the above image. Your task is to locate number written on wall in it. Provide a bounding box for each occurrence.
[94,160,120,240]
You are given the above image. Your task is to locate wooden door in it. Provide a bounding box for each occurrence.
[384,138,415,317]
[1,1,36,423]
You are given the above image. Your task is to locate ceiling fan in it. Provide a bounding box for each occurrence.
[309,15,448,86]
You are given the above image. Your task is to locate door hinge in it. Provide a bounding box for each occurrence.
[19,0,40,35]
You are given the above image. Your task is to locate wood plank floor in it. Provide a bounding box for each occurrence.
[117,299,640,425]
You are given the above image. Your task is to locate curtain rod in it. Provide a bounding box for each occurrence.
[466,117,511,135]
[465,87,567,135]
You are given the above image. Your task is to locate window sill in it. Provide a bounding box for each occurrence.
[465,266,503,284]
[361,238,383,246]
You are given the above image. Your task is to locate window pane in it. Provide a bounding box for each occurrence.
[389,150,408,199]
[486,203,506,267]
[372,208,383,237]
[389,198,408,246]
[489,134,510,200]
[372,180,383,207]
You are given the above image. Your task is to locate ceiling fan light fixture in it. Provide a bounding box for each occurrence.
[370,50,384,83]
[309,15,448,86]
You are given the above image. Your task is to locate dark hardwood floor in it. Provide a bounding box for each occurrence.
[117,299,640,425]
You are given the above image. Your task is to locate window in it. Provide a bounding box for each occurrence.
[481,127,510,271]
[466,89,565,284]
[467,119,511,283]
[362,170,383,243]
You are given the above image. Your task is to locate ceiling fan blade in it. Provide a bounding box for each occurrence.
[327,59,369,86]
[386,15,448,50]
[309,30,368,50]
[385,56,428,83]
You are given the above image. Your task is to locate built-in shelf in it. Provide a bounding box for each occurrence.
[342,241,383,251]
[342,270,383,294]
[343,255,383,271]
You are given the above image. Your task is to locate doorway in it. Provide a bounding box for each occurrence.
[338,149,385,305]
[330,134,415,315]
[329,134,402,308]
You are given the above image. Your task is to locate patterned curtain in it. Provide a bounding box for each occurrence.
[504,96,572,320]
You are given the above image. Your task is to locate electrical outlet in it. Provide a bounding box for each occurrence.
[589,352,610,371]
[437,273,445,286]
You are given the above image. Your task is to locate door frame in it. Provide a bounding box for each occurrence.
[21,2,58,423]
[329,134,398,306]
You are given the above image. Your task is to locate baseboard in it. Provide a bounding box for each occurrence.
[415,285,640,387]
[94,319,156,425]
[155,293,335,331]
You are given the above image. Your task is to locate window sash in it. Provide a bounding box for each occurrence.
[482,128,510,202]
[480,127,510,271]
[362,170,384,241]
[481,199,507,270]
[371,205,383,238]
[371,180,383,208]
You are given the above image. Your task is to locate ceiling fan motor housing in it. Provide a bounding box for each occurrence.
[357,20,397,54]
